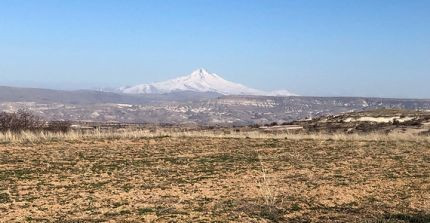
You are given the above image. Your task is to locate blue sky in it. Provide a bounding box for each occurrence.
[0,0,429,98]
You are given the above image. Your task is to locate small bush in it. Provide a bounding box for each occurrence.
[264,122,278,127]
[269,122,278,126]
[250,124,261,128]
[45,121,72,133]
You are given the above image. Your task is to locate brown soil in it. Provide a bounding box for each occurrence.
[0,137,429,222]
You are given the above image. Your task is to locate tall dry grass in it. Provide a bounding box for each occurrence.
[256,155,280,208]
[0,128,429,144]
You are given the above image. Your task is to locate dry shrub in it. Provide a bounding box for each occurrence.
[257,155,278,208]
[254,155,285,222]
[45,121,72,133]
[0,109,44,133]
[0,110,72,136]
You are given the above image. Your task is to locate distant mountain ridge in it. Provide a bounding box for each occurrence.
[1,85,430,124]
[0,86,220,104]
[119,68,296,96]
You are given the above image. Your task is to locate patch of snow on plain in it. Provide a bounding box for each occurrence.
[344,116,415,123]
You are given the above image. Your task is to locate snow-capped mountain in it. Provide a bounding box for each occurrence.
[120,68,296,96]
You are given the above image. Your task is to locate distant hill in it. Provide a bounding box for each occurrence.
[287,108,430,134]
[0,86,221,104]
[1,85,429,124]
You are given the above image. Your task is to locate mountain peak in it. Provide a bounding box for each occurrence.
[120,69,296,96]
[192,68,209,74]
[189,68,217,79]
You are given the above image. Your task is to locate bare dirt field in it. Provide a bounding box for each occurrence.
[1,135,429,222]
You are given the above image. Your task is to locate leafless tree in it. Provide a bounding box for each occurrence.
[0,109,44,132]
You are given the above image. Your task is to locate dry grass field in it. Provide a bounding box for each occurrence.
[0,131,429,222]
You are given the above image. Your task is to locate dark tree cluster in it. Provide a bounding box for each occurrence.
[0,110,71,133]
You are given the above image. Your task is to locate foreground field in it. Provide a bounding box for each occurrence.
[1,135,429,222]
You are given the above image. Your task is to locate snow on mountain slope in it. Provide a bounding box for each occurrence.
[120,68,296,96]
